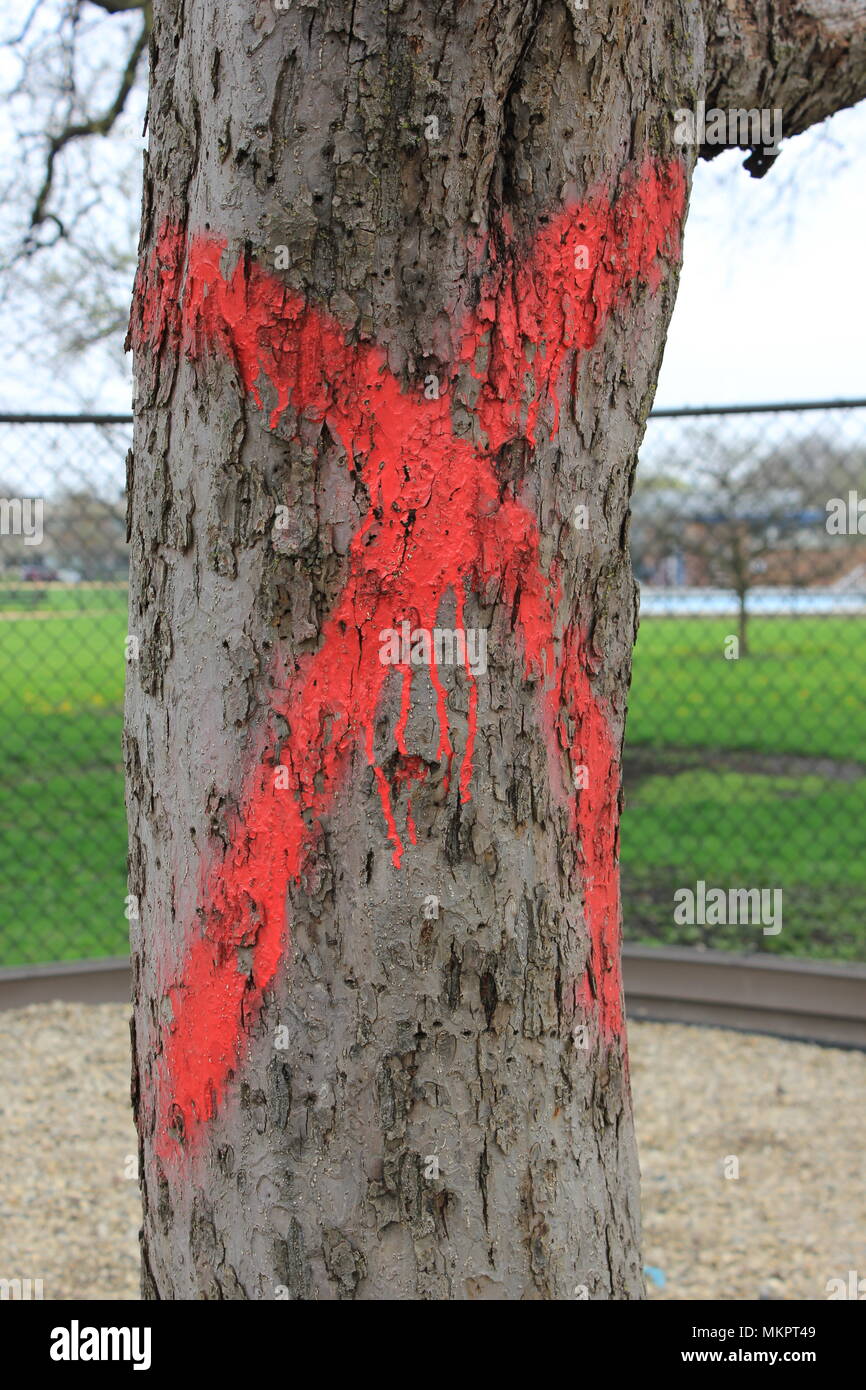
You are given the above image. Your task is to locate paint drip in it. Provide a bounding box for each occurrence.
[129,158,686,1159]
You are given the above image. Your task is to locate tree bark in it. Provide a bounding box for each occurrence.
[126,0,866,1300]
[705,0,866,140]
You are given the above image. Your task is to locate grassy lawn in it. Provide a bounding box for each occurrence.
[0,582,127,614]
[628,615,865,762]
[0,598,863,966]
[0,590,129,966]
[621,769,866,960]
[622,614,866,961]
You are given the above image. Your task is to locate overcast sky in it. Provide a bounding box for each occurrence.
[3,93,865,415]
[655,102,866,408]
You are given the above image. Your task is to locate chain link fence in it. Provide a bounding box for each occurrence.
[0,403,864,967]
[624,401,866,962]
[0,415,131,966]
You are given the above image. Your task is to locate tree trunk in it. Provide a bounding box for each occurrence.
[126,0,866,1300]
[738,591,749,658]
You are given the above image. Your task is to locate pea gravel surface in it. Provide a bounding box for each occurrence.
[0,1002,863,1300]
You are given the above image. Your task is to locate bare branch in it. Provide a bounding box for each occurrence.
[706,0,866,163]
[26,14,149,242]
[84,1,147,12]
[3,0,48,47]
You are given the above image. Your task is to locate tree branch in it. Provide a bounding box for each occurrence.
[705,0,866,156]
[3,0,47,47]
[84,1,147,12]
[27,14,149,240]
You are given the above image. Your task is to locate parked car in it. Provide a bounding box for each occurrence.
[20,564,60,582]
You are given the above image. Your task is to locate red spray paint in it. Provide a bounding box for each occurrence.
[131,159,686,1160]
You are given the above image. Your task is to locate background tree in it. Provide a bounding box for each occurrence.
[119,0,866,1300]
[0,0,149,395]
[49,485,127,577]
[0,478,38,574]
[631,428,865,654]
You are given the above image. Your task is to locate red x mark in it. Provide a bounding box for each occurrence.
[131,158,686,1161]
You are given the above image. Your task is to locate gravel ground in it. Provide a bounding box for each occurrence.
[1,1001,863,1301]
[633,1023,866,1300]
[0,1002,140,1300]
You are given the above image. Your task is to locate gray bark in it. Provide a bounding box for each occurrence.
[127,0,866,1300]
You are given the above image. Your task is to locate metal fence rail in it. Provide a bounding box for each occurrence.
[4,945,865,1051]
[0,403,863,968]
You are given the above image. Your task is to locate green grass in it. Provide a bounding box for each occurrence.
[0,591,129,966]
[0,601,863,966]
[0,582,127,614]
[622,614,866,960]
[621,769,866,960]
[628,616,866,761]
